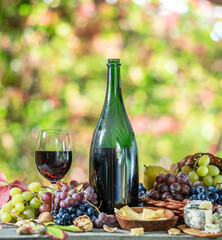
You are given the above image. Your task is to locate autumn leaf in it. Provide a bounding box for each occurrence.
[0,172,7,186]
[0,185,10,208]
[11,180,29,191]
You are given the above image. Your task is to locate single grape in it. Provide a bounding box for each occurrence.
[180,184,190,196]
[165,173,176,185]
[11,208,20,217]
[181,166,192,174]
[213,175,222,188]
[189,171,199,183]
[154,181,160,190]
[208,165,220,177]
[1,202,13,213]
[84,193,92,201]
[197,166,208,177]
[158,183,170,194]
[155,174,166,184]
[65,197,74,206]
[41,192,52,204]
[39,204,51,213]
[68,189,76,196]
[170,183,181,194]
[85,187,94,194]
[172,194,184,201]
[11,194,24,205]
[60,200,68,208]
[23,209,35,219]
[186,179,193,187]
[82,183,90,190]
[177,173,188,184]
[94,218,103,228]
[1,212,12,222]
[79,192,84,199]
[70,180,78,188]
[162,192,172,201]
[28,182,41,192]
[24,205,35,212]
[21,191,33,201]
[203,175,214,187]
[15,203,25,212]
[30,197,42,209]
[198,155,210,166]
[10,187,21,197]
[107,215,116,223]
[208,185,217,192]
[54,197,61,205]
[148,190,161,200]
[54,190,61,197]
[193,181,204,187]
[98,212,107,222]
[72,193,80,201]
[60,192,68,200]
[62,185,70,192]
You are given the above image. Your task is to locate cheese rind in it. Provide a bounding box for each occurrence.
[130,228,144,235]
[204,223,220,233]
[184,208,212,230]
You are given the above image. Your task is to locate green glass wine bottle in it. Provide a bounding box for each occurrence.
[89,59,139,214]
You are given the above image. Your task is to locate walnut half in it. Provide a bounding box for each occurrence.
[73,215,93,231]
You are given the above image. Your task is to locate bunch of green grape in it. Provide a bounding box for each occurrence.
[181,155,222,188]
[0,182,42,222]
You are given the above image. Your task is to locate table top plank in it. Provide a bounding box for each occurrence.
[1,227,222,240]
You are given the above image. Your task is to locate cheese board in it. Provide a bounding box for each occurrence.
[178,224,222,238]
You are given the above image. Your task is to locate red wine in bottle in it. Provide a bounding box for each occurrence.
[89,59,139,214]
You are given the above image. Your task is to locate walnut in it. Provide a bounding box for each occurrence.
[73,215,93,231]
[16,226,32,235]
[168,228,180,235]
[38,212,53,224]
[103,225,117,232]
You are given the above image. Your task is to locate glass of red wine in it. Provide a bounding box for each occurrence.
[35,129,72,216]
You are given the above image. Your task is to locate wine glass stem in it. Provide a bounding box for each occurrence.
[51,182,57,219]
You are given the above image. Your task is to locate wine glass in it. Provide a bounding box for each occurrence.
[35,129,72,216]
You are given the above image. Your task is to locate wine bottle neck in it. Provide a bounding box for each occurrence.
[105,60,123,104]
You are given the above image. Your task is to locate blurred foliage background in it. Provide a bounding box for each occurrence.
[0,0,222,184]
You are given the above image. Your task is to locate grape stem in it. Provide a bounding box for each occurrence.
[85,200,101,214]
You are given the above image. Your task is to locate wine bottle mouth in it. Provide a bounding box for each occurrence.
[107,59,121,66]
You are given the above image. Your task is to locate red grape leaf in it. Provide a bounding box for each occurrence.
[0,185,10,207]
[11,180,29,191]
[0,172,7,185]
[45,226,68,240]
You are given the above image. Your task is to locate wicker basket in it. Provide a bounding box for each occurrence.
[140,197,219,225]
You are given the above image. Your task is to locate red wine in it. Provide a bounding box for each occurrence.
[91,147,138,214]
[35,151,72,182]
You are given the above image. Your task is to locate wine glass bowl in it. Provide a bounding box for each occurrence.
[35,129,72,216]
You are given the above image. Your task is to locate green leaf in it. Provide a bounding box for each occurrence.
[46,226,68,240]
[52,224,82,232]
[30,224,46,233]
[44,222,56,226]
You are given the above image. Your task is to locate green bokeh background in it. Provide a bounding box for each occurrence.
[0,0,222,184]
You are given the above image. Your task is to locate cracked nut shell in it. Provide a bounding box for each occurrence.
[73,215,93,231]
[38,212,53,224]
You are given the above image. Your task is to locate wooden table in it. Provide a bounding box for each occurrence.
[1,226,222,240]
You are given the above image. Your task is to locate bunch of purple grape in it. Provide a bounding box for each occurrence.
[53,180,116,227]
[148,173,193,202]
[54,181,98,209]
